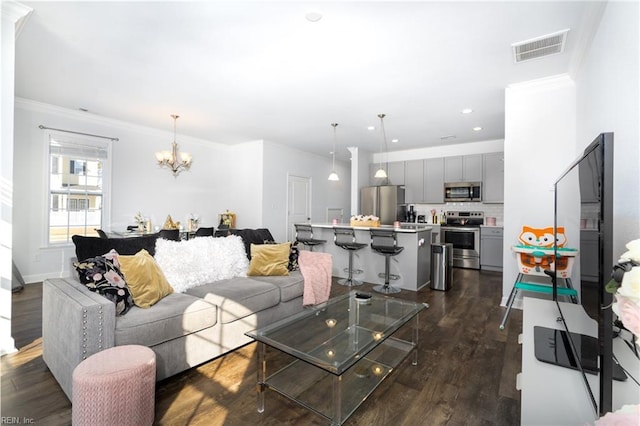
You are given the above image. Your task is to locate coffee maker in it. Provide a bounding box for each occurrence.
[406,205,416,223]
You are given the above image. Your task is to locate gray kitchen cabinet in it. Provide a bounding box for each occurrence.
[444,154,483,182]
[480,226,503,271]
[404,159,424,203]
[423,157,444,203]
[387,161,405,185]
[482,152,504,203]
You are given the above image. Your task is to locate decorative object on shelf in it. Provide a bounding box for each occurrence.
[155,114,192,177]
[606,238,640,346]
[218,210,236,228]
[162,215,180,230]
[374,113,388,179]
[349,215,380,228]
[188,213,200,232]
[328,123,339,181]
[430,209,438,224]
[134,212,150,232]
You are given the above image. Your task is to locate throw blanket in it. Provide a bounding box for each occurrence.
[299,251,332,306]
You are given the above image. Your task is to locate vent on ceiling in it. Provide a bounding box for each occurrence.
[512,29,569,63]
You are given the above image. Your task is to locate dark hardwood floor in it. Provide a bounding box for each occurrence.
[2,268,523,425]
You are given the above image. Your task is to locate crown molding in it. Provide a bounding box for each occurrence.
[2,1,32,25]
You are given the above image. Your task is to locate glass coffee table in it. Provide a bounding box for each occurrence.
[245,291,428,425]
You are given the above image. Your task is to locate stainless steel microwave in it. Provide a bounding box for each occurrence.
[444,182,482,202]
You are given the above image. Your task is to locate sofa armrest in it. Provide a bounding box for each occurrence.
[42,277,116,400]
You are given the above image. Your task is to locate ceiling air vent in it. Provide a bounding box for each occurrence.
[512,29,569,63]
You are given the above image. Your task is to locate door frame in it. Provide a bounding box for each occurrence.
[286,174,312,241]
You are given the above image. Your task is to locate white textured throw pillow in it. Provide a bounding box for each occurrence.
[154,235,249,293]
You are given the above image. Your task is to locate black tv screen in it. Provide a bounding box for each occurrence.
[552,132,615,417]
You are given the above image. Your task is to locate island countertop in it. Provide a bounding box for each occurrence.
[304,223,433,291]
[309,222,434,233]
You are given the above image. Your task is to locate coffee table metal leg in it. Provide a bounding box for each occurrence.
[332,374,343,425]
[412,313,419,366]
[257,342,266,413]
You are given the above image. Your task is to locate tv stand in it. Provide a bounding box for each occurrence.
[521,298,640,424]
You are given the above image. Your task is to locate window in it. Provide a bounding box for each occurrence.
[48,134,111,244]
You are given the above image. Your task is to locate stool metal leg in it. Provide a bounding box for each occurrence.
[374,255,401,294]
[338,250,363,287]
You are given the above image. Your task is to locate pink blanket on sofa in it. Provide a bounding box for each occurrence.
[299,251,332,306]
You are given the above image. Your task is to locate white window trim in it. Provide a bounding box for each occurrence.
[43,130,113,247]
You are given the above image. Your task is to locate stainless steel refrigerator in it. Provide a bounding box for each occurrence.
[360,185,406,225]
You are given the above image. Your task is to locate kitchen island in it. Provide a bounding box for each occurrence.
[307,223,433,291]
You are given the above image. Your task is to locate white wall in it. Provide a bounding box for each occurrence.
[227,140,264,229]
[13,99,235,282]
[501,0,640,305]
[261,141,350,242]
[503,75,577,305]
[575,1,640,256]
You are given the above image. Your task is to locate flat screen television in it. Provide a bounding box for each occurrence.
[548,132,615,418]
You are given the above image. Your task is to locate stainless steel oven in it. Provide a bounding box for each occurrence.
[441,211,484,269]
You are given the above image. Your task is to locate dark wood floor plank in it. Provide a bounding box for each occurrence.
[2,270,523,425]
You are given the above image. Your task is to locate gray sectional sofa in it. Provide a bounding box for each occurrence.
[42,230,305,400]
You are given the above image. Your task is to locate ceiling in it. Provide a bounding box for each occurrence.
[15,1,598,159]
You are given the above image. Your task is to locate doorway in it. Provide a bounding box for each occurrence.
[286,175,311,241]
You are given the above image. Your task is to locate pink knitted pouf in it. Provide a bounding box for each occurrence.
[72,345,156,426]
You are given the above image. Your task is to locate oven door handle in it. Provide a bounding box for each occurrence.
[441,227,480,232]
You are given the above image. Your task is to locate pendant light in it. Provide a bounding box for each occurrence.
[374,113,388,179]
[155,114,192,177]
[328,123,340,181]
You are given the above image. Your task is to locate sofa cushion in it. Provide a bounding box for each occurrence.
[73,249,134,316]
[249,270,304,302]
[115,292,217,347]
[72,233,160,261]
[247,242,290,276]
[154,236,249,293]
[185,277,281,324]
[118,249,174,308]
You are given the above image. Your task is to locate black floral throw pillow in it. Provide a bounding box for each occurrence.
[288,241,300,271]
[74,249,134,316]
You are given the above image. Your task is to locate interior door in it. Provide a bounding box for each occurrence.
[286,175,311,241]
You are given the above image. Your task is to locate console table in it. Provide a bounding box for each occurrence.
[521,297,640,425]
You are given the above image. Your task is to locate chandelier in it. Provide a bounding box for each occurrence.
[155,114,192,177]
[374,113,388,179]
[328,123,340,181]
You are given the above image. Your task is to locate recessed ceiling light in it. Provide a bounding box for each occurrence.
[440,135,456,140]
[461,108,473,114]
[473,126,483,131]
[367,126,376,131]
[391,139,399,143]
[305,11,323,22]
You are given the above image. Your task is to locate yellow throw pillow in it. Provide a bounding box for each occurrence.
[119,249,173,308]
[247,242,290,276]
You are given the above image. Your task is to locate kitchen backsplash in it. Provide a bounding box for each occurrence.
[410,202,504,226]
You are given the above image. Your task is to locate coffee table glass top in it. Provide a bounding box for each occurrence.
[246,291,427,375]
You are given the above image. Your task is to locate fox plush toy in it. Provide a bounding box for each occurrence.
[518,226,566,248]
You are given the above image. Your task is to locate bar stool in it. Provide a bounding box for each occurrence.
[294,224,326,251]
[334,227,367,287]
[370,229,404,294]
